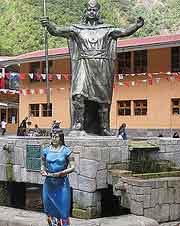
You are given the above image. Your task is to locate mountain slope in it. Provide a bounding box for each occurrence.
[0,0,179,55]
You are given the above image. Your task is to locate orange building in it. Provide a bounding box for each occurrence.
[2,34,180,135]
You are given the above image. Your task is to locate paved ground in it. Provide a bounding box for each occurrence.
[0,206,177,226]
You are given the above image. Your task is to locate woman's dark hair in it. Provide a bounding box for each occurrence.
[51,128,65,145]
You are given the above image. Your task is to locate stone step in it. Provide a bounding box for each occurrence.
[0,206,159,226]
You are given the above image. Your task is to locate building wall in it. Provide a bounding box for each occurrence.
[0,94,19,133]
[19,47,180,130]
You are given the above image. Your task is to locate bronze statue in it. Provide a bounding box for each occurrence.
[41,0,144,136]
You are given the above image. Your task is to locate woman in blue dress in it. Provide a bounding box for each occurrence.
[41,129,75,226]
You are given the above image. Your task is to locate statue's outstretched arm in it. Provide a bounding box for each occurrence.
[110,17,144,39]
[41,17,74,38]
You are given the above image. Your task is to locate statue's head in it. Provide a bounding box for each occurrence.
[82,0,102,24]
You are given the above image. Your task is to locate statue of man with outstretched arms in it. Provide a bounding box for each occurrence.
[41,0,144,136]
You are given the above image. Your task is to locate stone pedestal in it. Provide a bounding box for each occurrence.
[67,136,128,218]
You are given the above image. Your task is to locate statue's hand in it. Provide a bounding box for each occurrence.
[40,16,50,27]
[137,17,144,28]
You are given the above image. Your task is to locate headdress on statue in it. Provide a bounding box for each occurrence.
[85,0,100,10]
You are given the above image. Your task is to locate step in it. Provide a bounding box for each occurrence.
[0,206,159,226]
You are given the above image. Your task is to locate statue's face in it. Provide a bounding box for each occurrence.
[86,6,99,20]
[51,133,62,147]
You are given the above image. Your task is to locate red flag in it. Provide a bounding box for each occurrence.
[26,89,31,95]
[20,72,25,80]
[48,74,53,81]
[177,76,180,81]
[0,78,5,88]
[147,73,152,78]
[35,73,41,81]
[63,74,69,81]
[34,89,39,95]
[148,79,153,85]
[19,89,23,95]
[124,80,129,87]
[5,72,10,80]
[165,77,170,81]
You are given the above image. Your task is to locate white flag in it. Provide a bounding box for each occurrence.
[56,74,62,80]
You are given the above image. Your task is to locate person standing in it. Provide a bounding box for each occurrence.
[117,123,127,140]
[41,129,75,226]
[17,117,28,136]
[1,119,7,136]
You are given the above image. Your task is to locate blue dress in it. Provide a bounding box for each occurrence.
[42,145,72,222]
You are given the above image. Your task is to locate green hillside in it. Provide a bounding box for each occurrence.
[0,0,180,55]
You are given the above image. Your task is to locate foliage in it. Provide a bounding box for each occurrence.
[0,0,179,55]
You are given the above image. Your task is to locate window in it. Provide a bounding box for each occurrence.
[117,101,131,115]
[171,47,180,72]
[41,103,52,117]
[8,108,17,123]
[172,98,180,114]
[117,52,131,74]
[30,62,40,73]
[42,61,53,74]
[134,100,147,115]
[134,50,147,73]
[30,104,39,117]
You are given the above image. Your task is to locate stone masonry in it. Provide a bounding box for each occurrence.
[0,136,128,219]
[112,176,180,223]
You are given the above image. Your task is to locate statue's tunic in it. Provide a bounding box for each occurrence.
[68,24,117,104]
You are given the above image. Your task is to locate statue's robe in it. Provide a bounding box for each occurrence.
[68,24,117,105]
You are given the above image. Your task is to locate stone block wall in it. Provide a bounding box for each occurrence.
[0,136,128,219]
[113,176,180,223]
[158,138,180,167]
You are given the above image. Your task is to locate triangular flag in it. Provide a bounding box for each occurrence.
[48,74,53,81]
[29,73,34,79]
[148,79,153,85]
[118,74,123,80]
[131,81,135,86]
[119,82,124,86]
[63,74,69,80]
[41,74,46,80]
[39,89,44,94]
[34,89,39,95]
[35,73,41,81]
[26,89,31,95]
[5,72,10,80]
[20,72,25,80]
[30,89,35,95]
[155,78,160,84]
[19,89,23,95]
[56,74,62,80]
[22,89,26,95]
[124,80,129,87]
[177,76,180,81]
[172,72,178,77]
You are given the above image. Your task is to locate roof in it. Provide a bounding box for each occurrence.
[1,33,180,66]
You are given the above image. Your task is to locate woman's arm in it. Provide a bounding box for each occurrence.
[41,157,48,176]
[48,156,75,178]
[109,17,144,39]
